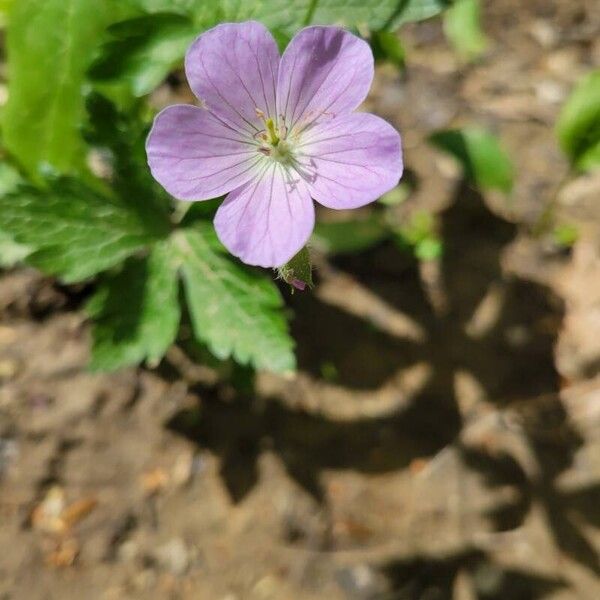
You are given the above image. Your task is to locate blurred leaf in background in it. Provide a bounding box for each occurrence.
[371,30,406,69]
[312,215,390,255]
[394,210,443,261]
[444,0,488,62]
[556,69,600,173]
[2,0,126,178]
[429,127,514,193]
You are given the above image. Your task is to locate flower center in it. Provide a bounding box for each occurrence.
[255,109,296,167]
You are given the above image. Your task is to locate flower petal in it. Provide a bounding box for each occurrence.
[297,112,402,209]
[214,164,315,268]
[277,26,373,132]
[185,21,280,136]
[146,104,263,201]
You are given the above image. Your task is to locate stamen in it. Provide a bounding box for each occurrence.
[265,118,279,146]
[278,115,288,141]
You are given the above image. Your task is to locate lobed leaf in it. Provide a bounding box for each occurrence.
[90,0,452,95]
[176,226,295,373]
[0,179,169,282]
[87,241,180,371]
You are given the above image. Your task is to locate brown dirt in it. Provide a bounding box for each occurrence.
[1,1,599,598]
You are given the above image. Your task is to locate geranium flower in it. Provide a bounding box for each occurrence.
[147,21,403,268]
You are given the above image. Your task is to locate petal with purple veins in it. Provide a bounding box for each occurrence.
[296,112,402,209]
[185,21,280,136]
[146,104,263,201]
[214,163,315,268]
[277,26,373,132]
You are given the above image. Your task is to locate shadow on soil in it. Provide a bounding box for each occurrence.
[167,181,600,592]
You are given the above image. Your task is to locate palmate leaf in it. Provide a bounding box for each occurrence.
[87,241,180,371]
[0,179,169,283]
[2,0,126,178]
[175,226,295,374]
[91,0,451,95]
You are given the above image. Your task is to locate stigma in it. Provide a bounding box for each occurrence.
[254,109,295,166]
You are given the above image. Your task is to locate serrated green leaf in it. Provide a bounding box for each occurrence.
[312,215,390,254]
[89,13,196,97]
[91,0,451,96]
[2,0,117,178]
[313,0,450,29]
[176,227,295,373]
[84,93,172,216]
[0,179,169,282]
[0,162,31,267]
[557,70,600,172]
[444,0,488,61]
[87,241,180,371]
[429,127,514,193]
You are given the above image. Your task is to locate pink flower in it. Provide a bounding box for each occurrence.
[147,21,403,268]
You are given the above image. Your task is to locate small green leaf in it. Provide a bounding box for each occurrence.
[176,226,295,373]
[444,0,488,61]
[2,0,116,178]
[429,127,514,193]
[415,237,443,260]
[379,183,411,206]
[0,179,168,282]
[552,223,579,249]
[312,216,390,254]
[394,210,443,260]
[557,70,600,172]
[89,13,196,96]
[371,30,405,68]
[278,246,313,290]
[88,241,180,371]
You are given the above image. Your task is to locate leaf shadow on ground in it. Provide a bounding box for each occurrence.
[166,181,600,585]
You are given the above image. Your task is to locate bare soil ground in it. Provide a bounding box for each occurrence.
[1,1,599,598]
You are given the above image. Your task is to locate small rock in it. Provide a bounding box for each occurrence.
[153,538,189,576]
[0,358,19,381]
[140,467,169,496]
[171,451,194,487]
[335,565,387,599]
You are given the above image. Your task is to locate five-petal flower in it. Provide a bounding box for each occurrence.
[147,21,403,268]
